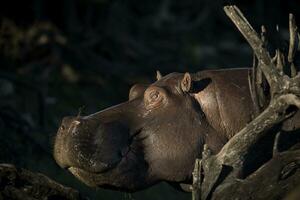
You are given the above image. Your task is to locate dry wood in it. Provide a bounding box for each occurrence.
[192,5,300,200]
[224,6,283,97]
[0,164,84,200]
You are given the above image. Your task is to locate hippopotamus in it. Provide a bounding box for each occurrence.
[53,68,300,192]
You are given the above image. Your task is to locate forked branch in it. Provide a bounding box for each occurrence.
[220,5,300,167]
[224,5,284,96]
[192,5,300,200]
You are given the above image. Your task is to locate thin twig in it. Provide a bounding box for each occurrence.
[192,159,202,200]
[288,14,298,77]
[224,6,283,95]
[272,131,281,157]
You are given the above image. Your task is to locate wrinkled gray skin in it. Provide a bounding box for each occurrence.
[54,68,300,192]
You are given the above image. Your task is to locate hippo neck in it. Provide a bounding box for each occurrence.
[192,68,255,140]
[183,94,228,154]
[173,68,254,189]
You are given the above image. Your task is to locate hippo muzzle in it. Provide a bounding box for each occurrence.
[53,99,151,190]
[54,114,131,176]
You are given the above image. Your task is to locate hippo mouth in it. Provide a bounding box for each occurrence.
[53,114,143,175]
[60,128,142,183]
[54,109,150,191]
[67,166,100,187]
[64,138,140,189]
[66,143,131,173]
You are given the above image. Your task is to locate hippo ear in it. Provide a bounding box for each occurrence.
[181,72,192,92]
[156,70,163,80]
[190,78,212,93]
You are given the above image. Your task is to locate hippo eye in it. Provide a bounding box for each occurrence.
[149,91,159,101]
[144,87,165,109]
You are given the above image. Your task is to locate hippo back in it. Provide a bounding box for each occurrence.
[193,68,254,140]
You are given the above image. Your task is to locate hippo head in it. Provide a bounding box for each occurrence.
[54,72,226,192]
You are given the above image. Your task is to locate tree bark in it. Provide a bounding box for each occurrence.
[0,164,85,200]
[192,5,300,200]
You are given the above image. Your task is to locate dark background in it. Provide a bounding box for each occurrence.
[0,0,299,199]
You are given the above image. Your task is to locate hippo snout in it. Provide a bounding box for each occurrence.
[53,116,82,169]
[54,115,130,174]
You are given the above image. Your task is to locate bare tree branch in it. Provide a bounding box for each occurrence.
[192,5,300,200]
[288,14,298,77]
[0,164,84,200]
[224,5,283,96]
